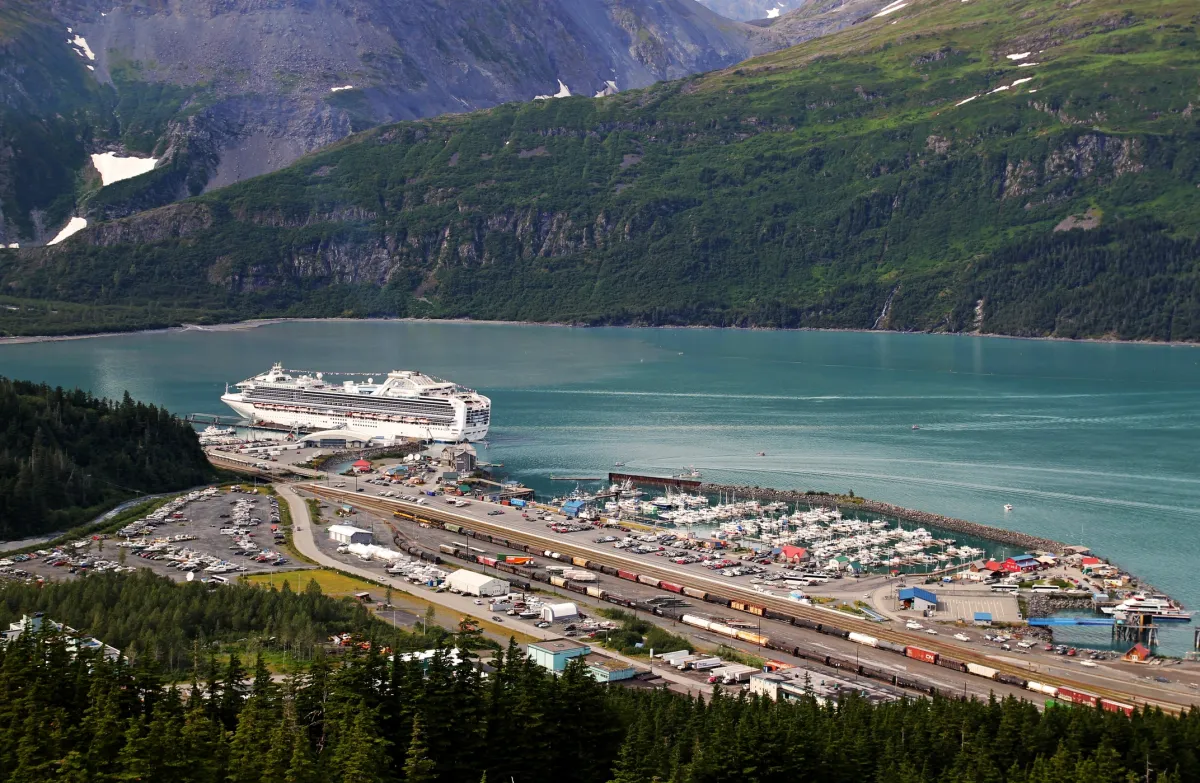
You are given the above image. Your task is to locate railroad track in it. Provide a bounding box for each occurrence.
[306,485,1192,712]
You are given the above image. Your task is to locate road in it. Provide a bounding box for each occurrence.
[305,484,1199,711]
[274,483,710,697]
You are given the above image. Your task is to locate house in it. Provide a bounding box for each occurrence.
[1122,643,1154,663]
[445,447,477,475]
[973,612,993,626]
[898,587,938,612]
[828,555,852,571]
[779,545,808,564]
[997,554,1040,573]
[328,524,373,545]
[527,638,590,673]
[584,654,636,683]
[351,459,373,473]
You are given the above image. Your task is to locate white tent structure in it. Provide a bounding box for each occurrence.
[446,569,509,597]
[540,602,579,623]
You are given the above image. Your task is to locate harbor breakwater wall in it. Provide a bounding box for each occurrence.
[700,484,1069,554]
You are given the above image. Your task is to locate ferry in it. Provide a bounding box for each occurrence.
[1101,593,1192,623]
[221,363,490,442]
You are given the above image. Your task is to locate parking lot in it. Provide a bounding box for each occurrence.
[0,487,311,585]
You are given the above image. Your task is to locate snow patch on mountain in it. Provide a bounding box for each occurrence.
[47,217,88,246]
[91,153,159,186]
[68,33,95,60]
[535,80,572,100]
[874,0,907,17]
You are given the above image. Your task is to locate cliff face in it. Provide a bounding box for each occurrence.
[0,0,797,244]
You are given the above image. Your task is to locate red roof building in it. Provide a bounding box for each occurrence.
[1122,643,1153,663]
[352,459,372,472]
[780,545,808,563]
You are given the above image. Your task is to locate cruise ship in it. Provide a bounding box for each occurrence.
[220,364,491,442]
[1101,593,1192,623]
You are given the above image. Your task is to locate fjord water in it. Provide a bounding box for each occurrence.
[4,322,1199,648]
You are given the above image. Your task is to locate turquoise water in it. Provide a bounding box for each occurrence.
[3,322,1199,650]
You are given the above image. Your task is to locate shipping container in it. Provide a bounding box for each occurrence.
[906,646,939,665]
[848,632,878,648]
[637,574,661,588]
[1100,698,1134,716]
[660,581,684,594]
[682,586,708,600]
[1056,686,1099,707]
[966,663,999,680]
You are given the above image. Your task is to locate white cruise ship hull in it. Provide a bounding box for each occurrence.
[220,394,489,442]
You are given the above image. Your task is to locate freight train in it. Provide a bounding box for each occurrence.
[394,508,1132,712]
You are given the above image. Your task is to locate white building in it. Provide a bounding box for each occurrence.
[446,569,509,597]
[540,602,579,623]
[328,524,373,545]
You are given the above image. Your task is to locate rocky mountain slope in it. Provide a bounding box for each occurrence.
[0,0,799,247]
[4,0,1197,342]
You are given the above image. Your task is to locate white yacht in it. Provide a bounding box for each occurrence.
[1101,594,1192,623]
[221,363,491,442]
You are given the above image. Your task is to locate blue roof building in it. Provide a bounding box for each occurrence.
[561,499,586,518]
[898,587,938,611]
[973,612,993,626]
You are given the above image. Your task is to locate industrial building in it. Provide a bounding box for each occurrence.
[540,602,580,623]
[446,569,509,597]
[328,524,373,545]
[898,587,938,612]
[584,654,636,683]
[527,638,590,672]
[750,668,900,706]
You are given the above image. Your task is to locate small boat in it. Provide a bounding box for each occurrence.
[912,424,921,430]
[1004,504,1014,512]
[756,451,766,457]
[614,461,625,467]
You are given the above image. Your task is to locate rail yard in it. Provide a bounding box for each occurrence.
[302,483,1195,713]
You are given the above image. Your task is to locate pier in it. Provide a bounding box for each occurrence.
[609,472,702,490]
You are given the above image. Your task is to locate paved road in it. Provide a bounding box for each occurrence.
[275,483,709,696]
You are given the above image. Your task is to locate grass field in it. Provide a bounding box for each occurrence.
[245,568,380,597]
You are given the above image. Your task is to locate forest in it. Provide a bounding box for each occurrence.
[2,627,1199,783]
[0,377,214,538]
[0,570,443,671]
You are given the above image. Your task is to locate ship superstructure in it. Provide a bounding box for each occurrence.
[220,363,490,442]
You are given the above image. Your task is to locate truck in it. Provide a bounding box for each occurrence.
[685,657,723,672]
[708,664,758,685]
[671,655,701,670]
[657,650,692,666]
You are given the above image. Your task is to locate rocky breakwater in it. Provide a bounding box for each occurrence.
[700,484,1069,553]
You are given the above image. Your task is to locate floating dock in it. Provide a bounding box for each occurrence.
[609,472,702,490]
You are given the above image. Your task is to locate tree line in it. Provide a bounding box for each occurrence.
[2,621,1200,782]
[0,570,443,672]
[0,377,214,538]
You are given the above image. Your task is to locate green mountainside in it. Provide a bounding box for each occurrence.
[3,0,1199,340]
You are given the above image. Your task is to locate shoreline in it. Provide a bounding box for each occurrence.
[3,315,1199,348]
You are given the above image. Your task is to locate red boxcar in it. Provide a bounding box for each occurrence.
[905,646,938,665]
[1057,686,1099,707]
[660,581,684,593]
[477,556,498,567]
[1100,698,1134,716]
[617,569,638,581]
[637,574,661,588]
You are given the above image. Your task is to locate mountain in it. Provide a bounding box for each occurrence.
[697,0,790,21]
[3,0,1198,342]
[0,0,793,247]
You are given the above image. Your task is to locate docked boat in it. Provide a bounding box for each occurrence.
[221,363,490,442]
[1101,593,1192,623]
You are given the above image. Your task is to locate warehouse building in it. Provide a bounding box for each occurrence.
[446,569,509,597]
[584,654,636,683]
[328,524,373,545]
[527,638,590,672]
[898,587,938,612]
